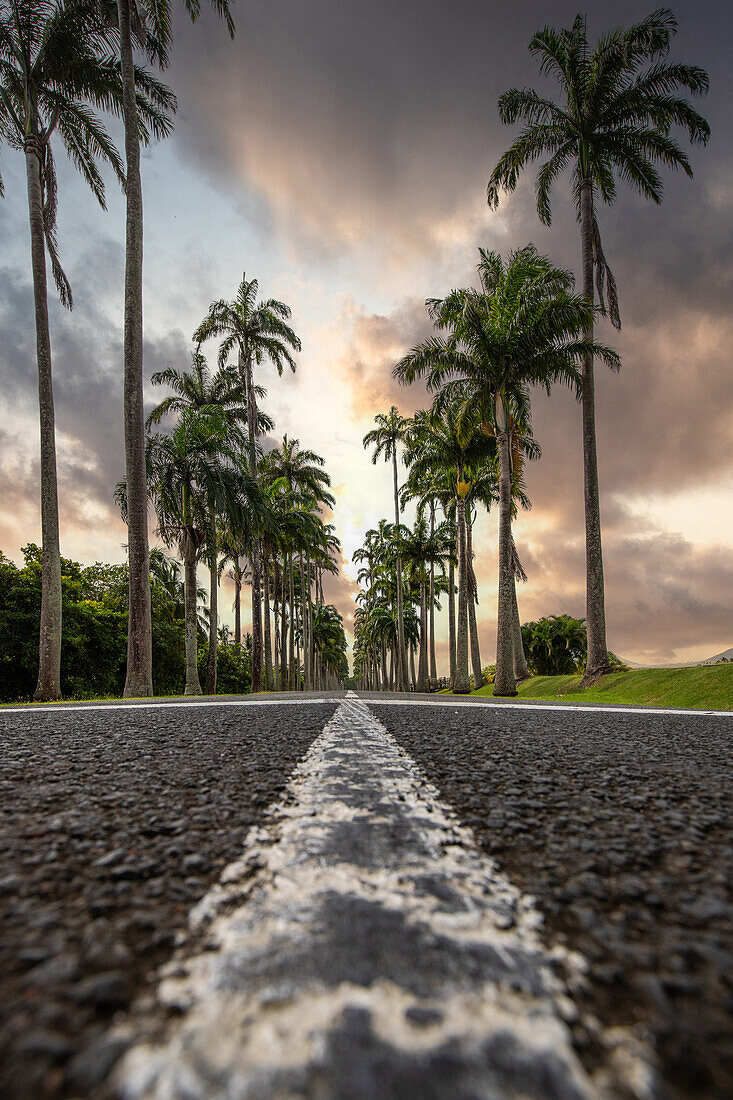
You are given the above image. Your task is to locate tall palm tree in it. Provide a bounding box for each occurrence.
[267,436,334,691]
[219,524,250,652]
[397,246,618,697]
[146,350,253,693]
[107,0,233,698]
[0,0,170,700]
[194,275,301,691]
[398,397,487,693]
[402,458,458,685]
[144,406,259,695]
[363,407,411,691]
[487,9,709,682]
[400,516,450,692]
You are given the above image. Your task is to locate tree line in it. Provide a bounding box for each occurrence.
[129,270,348,695]
[0,0,351,698]
[0,0,235,700]
[353,9,709,696]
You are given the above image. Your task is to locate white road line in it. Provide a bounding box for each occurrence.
[111,695,655,1099]
[4,693,728,720]
[0,697,331,717]
[362,696,733,718]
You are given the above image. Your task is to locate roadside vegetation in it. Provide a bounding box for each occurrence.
[353,10,711,697]
[469,664,733,712]
[0,6,716,699]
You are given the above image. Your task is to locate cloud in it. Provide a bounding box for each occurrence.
[328,297,433,420]
[0,248,191,557]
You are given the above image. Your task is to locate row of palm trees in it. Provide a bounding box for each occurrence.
[0,0,234,700]
[355,7,709,695]
[126,275,348,694]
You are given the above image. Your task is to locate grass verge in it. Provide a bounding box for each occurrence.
[467,663,733,710]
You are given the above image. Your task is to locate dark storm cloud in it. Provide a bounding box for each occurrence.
[169,0,730,252]
[0,247,189,531]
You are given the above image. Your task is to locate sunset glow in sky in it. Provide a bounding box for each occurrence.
[1,0,731,668]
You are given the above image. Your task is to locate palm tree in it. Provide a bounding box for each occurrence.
[363,407,409,691]
[487,9,709,682]
[397,246,618,697]
[0,0,171,700]
[144,406,259,695]
[400,516,451,692]
[106,0,233,698]
[218,524,251,652]
[398,397,487,693]
[146,350,256,693]
[267,436,334,691]
[311,604,348,690]
[194,275,301,691]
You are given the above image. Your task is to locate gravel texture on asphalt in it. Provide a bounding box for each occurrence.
[378,702,733,1100]
[111,696,604,1100]
[0,701,337,1100]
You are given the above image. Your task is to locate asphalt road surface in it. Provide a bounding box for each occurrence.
[0,692,731,1099]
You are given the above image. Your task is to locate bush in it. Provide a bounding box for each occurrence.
[520,614,587,676]
[197,635,251,695]
[0,546,188,701]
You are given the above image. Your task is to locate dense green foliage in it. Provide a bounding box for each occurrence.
[521,614,588,676]
[0,546,251,702]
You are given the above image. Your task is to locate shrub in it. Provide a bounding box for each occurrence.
[520,614,587,676]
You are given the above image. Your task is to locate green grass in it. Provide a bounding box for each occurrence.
[466,663,733,710]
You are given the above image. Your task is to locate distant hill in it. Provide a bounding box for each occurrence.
[701,647,733,665]
[623,647,733,670]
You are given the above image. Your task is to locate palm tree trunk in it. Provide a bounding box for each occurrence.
[117,0,153,698]
[305,554,314,690]
[241,351,263,691]
[262,548,273,691]
[205,509,217,694]
[234,561,241,653]
[512,576,530,682]
[467,516,483,689]
[410,645,417,691]
[281,561,289,688]
[250,546,263,692]
[288,555,296,689]
[494,415,517,697]
[429,504,437,681]
[392,450,407,690]
[417,581,428,691]
[579,179,611,683]
[453,497,471,693]
[298,551,310,690]
[182,542,202,696]
[381,637,389,691]
[273,560,280,688]
[447,555,456,685]
[25,137,62,702]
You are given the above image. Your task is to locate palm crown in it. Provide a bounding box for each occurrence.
[0,0,174,305]
[486,9,709,326]
[396,245,619,431]
[488,9,709,219]
[194,274,301,377]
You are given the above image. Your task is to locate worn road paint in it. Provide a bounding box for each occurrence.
[363,696,733,719]
[4,690,733,719]
[112,694,656,1099]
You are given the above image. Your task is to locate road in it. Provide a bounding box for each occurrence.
[1,692,731,1099]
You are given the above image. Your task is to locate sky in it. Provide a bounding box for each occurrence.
[1,0,732,669]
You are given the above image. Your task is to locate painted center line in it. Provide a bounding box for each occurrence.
[111,694,654,1099]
